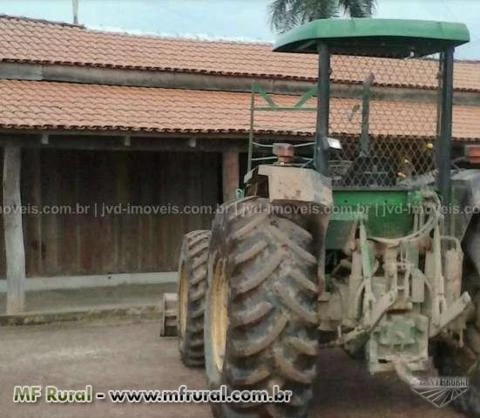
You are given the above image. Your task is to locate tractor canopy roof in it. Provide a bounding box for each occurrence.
[273,18,470,58]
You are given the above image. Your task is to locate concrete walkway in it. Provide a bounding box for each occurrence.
[0,283,176,325]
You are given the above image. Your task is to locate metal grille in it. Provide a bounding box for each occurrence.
[248,54,441,189]
[330,55,439,188]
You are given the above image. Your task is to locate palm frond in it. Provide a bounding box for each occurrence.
[269,0,376,33]
[269,0,339,33]
[269,0,296,32]
[362,0,376,16]
[303,0,339,21]
[338,0,376,17]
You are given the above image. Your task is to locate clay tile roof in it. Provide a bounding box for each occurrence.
[0,80,478,141]
[0,15,479,91]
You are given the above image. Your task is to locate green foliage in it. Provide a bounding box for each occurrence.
[269,0,377,33]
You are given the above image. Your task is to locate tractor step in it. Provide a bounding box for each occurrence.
[159,293,178,337]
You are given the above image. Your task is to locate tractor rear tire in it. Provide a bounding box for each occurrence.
[177,230,211,368]
[204,197,319,418]
[434,289,480,417]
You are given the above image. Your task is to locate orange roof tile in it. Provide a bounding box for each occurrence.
[0,15,479,91]
[0,80,478,141]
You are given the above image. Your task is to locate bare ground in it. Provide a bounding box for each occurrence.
[0,320,465,418]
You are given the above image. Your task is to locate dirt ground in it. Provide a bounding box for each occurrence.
[0,320,465,418]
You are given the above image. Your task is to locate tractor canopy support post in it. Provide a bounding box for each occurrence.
[315,42,330,175]
[438,46,454,215]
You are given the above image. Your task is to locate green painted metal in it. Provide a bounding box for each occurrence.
[273,19,470,58]
[248,83,317,172]
[250,83,318,111]
[251,84,278,108]
[295,86,318,108]
[326,190,422,249]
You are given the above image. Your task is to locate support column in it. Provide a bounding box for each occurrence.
[222,151,239,203]
[437,46,454,210]
[3,145,26,314]
[315,42,330,175]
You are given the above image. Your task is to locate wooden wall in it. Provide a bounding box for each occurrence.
[0,148,221,278]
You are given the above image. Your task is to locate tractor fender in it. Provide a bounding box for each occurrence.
[244,164,332,208]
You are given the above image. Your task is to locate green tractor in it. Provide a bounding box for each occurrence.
[176,18,480,417]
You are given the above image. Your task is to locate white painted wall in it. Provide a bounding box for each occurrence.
[0,272,176,293]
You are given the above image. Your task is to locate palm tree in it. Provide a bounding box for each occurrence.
[269,0,377,33]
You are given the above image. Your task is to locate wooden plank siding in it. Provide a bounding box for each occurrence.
[0,148,221,278]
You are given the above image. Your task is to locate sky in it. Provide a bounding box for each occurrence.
[0,0,478,59]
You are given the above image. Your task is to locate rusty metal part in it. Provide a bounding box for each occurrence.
[272,142,295,165]
[159,293,178,337]
[244,164,332,208]
[466,145,480,165]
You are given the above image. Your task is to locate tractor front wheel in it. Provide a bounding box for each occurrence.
[177,230,211,367]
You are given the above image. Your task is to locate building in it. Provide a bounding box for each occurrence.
[0,15,479,313]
